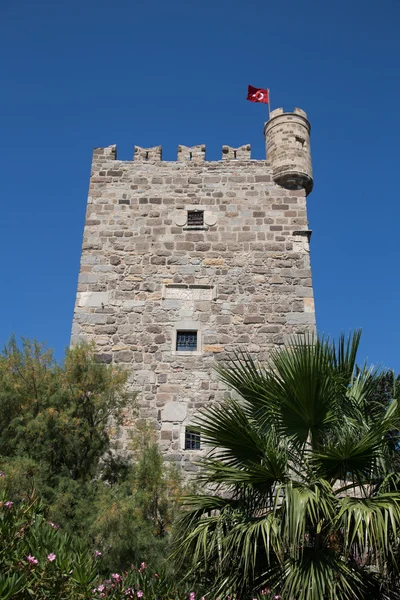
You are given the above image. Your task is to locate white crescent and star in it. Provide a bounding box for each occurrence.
[252,91,264,100]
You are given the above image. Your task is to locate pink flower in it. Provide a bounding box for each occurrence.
[47,553,56,562]
[95,550,102,557]
[140,562,147,570]
[4,501,13,509]
[26,555,38,565]
[0,472,4,478]
[112,573,121,582]
[48,521,59,530]
[97,584,105,592]
[190,593,195,600]
[137,591,143,598]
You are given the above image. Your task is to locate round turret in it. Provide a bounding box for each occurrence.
[264,107,313,195]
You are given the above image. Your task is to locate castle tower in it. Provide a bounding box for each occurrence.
[264,107,313,195]
[71,108,316,473]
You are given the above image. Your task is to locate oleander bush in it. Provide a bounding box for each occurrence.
[0,487,194,600]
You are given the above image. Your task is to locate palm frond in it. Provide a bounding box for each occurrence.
[283,480,337,556]
[337,492,400,560]
[193,398,280,470]
[327,329,362,383]
[280,549,379,600]
[173,330,400,598]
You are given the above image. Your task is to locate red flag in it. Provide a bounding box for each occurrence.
[247,85,269,104]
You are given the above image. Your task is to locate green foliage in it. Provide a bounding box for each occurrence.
[0,490,98,599]
[174,332,400,599]
[87,425,184,572]
[0,337,184,577]
[0,489,192,599]
[0,337,131,482]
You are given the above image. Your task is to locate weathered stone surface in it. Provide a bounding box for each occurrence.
[161,403,188,422]
[77,291,109,307]
[203,345,224,353]
[134,145,162,162]
[71,109,316,474]
[222,144,251,161]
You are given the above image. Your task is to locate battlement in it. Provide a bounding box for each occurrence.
[269,107,308,120]
[91,107,313,196]
[92,144,256,163]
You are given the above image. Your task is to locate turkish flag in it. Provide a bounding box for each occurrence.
[247,85,269,104]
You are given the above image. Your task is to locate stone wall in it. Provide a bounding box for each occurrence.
[71,142,316,473]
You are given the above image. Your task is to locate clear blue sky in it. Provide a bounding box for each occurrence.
[1,0,399,369]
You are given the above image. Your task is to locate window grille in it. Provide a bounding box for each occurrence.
[176,331,197,352]
[187,210,204,227]
[185,427,201,450]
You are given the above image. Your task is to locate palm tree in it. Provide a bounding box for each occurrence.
[174,332,400,600]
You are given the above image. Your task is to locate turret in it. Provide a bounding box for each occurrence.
[264,107,313,195]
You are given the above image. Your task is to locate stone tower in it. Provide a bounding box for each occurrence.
[71,107,316,473]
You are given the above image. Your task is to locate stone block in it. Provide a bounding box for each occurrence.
[77,291,109,308]
[161,402,188,422]
[286,313,316,325]
[203,345,224,353]
[114,350,134,363]
[243,316,264,324]
[304,297,315,312]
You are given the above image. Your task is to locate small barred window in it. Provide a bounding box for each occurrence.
[187,210,204,227]
[176,331,197,352]
[185,427,201,450]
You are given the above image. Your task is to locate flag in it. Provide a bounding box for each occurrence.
[247,85,269,104]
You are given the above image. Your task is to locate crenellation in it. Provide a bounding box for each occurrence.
[134,145,162,162]
[93,144,117,161]
[222,144,251,160]
[71,107,316,473]
[177,144,206,163]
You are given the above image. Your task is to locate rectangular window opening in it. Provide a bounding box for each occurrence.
[185,427,201,450]
[187,210,204,227]
[176,330,197,352]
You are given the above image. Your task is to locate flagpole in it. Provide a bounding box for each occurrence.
[268,88,271,120]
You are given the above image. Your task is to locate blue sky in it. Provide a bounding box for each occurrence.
[1,0,399,369]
